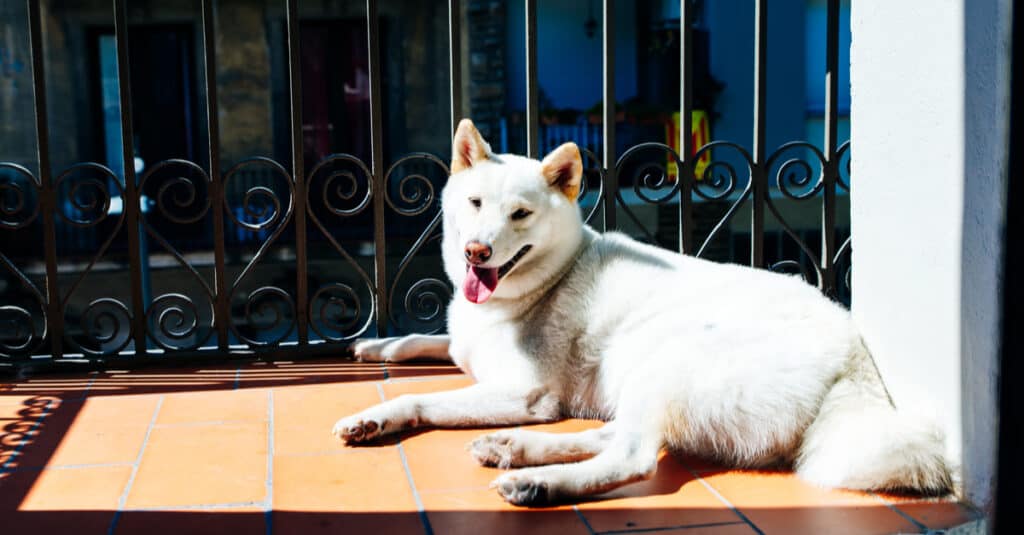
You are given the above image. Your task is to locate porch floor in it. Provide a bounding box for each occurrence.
[0,359,977,534]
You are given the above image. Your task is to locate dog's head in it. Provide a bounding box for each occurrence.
[441,119,584,304]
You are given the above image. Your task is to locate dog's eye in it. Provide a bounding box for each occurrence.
[510,208,532,221]
[469,197,481,209]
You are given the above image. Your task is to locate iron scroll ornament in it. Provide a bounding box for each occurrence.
[139,159,216,351]
[306,153,376,341]
[385,153,451,334]
[0,163,47,357]
[224,157,296,347]
[55,162,133,355]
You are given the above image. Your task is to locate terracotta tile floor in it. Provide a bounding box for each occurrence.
[0,359,979,534]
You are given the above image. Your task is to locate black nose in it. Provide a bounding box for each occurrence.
[464,241,492,265]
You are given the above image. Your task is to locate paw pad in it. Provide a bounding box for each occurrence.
[495,476,550,506]
[469,433,520,468]
[332,418,384,444]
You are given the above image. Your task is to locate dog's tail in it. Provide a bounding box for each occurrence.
[795,341,953,494]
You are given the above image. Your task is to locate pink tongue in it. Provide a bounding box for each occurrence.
[463,266,500,303]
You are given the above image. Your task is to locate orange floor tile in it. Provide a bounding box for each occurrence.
[0,359,980,534]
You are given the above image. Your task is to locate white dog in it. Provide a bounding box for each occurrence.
[332,119,952,506]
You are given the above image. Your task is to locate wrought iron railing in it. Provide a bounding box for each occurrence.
[0,0,850,370]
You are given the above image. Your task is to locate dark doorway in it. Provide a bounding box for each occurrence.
[299,20,371,167]
[90,25,201,172]
[128,25,200,168]
[995,0,1023,530]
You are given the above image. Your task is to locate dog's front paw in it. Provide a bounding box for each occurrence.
[469,431,524,468]
[351,338,391,362]
[491,471,552,507]
[332,415,385,444]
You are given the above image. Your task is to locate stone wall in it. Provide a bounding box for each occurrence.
[464,0,505,142]
[215,0,274,164]
[393,1,452,157]
[0,1,36,171]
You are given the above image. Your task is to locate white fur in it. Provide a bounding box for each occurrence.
[335,120,952,505]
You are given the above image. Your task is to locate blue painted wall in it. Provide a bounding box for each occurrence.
[706,0,807,155]
[505,0,637,111]
[805,0,851,115]
[804,0,852,148]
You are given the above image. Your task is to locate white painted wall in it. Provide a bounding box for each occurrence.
[851,0,966,467]
[850,0,1009,514]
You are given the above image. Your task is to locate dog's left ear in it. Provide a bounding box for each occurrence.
[540,142,583,201]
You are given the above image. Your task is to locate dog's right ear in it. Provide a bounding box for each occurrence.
[451,119,492,174]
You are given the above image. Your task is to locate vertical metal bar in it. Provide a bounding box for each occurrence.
[27,0,62,359]
[678,0,694,254]
[823,0,839,165]
[449,0,462,136]
[201,0,229,350]
[750,0,767,268]
[366,0,388,337]
[112,0,148,355]
[821,0,840,295]
[525,0,539,159]
[285,0,309,344]
[601,0,617,231]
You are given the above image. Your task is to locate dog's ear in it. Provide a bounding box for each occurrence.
[451,119,492,174]
[540,142,583,201]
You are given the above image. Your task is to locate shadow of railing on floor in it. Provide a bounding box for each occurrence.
[0,504,977,535]
[0,359,462,532]
[2,360,462,399]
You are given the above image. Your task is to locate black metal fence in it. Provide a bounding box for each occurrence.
[0,0,850,370]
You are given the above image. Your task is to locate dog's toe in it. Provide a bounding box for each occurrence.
[492,473,552,507]
[469,432,521,468]
[332,417,383,444]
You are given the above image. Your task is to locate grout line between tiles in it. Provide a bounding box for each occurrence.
[377,383,433,535]
[8,461,135,472]
[416,485,492,495]
[108,395,164,535]
[265,389,275,535]
[572,505,598,534]
[384,373,468,384]
[78,375,97,400]
[684,467,764,535]
[0,399,54,474]
[596,520,749,534]
[868,491,930,533]
[125,500,265,512]
[274,444,389,457]
[272,448,374,458]
[153,419,265,429]
[398,443,434,535]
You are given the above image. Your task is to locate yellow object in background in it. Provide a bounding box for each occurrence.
[666,110,711,182]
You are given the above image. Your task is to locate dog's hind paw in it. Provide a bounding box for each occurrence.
[469,431,524,468]
[332,415,384,444]
[491,472,552,507]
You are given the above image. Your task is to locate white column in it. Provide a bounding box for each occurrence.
[850,0,1010,511]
